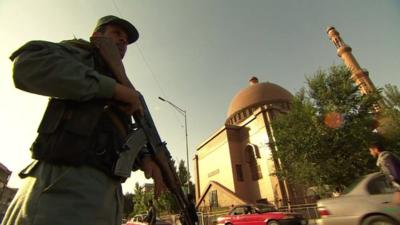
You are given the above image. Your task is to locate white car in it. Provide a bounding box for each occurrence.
[317,172,400,225]
[126,214,171,225]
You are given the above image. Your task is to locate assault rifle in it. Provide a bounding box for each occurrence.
[130,94,198,225]
[91,37,198,225]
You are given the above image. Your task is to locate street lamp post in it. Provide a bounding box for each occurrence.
[158,97,190,194]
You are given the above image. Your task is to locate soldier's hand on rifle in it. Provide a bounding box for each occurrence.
[140,155,168,198]
[112,83,144,116]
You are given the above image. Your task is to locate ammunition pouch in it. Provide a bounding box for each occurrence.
[31,98,106,165]
[31,98,131,180]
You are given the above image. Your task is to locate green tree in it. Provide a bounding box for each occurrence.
[178,160,190,186]
[123,193,134,219]
[131,182,151,216]
[129,159,195,216]
[383,84,400,110]
[271,65,379,191]
[177,160,195,194]
[155,191,179,214]
[380,84,400,151]
[155,159,194,214]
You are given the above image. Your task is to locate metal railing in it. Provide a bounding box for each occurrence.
[279,203,319,225]
[159,203,319,225]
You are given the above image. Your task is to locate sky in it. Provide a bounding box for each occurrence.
[0,0,399,194]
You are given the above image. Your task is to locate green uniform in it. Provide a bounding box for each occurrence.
[2,39,124,225]
[11,40,116,100]
[3,161,123,225]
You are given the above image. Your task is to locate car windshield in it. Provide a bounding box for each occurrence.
[230,204,277,215]
[255,204,277,213]
[342,175,366,195]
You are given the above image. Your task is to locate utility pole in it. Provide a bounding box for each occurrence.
[158,97,190,194]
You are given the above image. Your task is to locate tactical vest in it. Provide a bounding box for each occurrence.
[30,41,131,178]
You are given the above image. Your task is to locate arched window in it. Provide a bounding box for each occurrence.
[245,144,262,180]
[246,144,260,159]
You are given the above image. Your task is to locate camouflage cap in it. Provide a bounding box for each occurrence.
[94,15,139,44]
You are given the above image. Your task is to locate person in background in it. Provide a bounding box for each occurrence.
[369,133,400,204]
[331,186,341,198]
[145,199,157,225]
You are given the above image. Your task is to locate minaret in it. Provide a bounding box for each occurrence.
[326,27,377,96]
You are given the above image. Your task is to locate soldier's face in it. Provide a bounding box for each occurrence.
[95,24,128,58]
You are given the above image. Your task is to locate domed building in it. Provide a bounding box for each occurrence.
[226,77,292,125]
[193,77,304,210]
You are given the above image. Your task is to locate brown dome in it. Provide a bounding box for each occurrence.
[227,81,293,118]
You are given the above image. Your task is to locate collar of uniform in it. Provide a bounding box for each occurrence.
[60,39,93,51]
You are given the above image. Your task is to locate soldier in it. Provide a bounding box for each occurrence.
[2,15,166,225]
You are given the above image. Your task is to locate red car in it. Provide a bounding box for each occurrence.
[217,204,308,225]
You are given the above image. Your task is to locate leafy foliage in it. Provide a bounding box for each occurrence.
[178,160,195,195]
[131,182,150,217]
[383,84,400,110]
[380,84,400,153]
[129,159,195,217]
[123,193,134,219]
[271,65,380,190]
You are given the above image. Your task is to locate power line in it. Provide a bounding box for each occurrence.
[135,44,168,99]
[111,0,123,17]
[110,0,186,129]
[110,0,167,100]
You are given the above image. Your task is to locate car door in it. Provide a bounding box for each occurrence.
[246,213,266,225]
[367,175,400,219]
[242,207,265,225]
[229,206,266,225]
[230,206,247,224]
